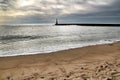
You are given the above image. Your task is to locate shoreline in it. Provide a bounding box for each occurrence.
[0,40,119,58]
[0,42,120,80]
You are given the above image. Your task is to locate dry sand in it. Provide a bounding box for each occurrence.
[0,42,120,80]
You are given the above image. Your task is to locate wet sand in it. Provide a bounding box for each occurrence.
[0,42,120,80]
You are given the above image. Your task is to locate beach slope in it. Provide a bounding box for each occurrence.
[0,42,120,80]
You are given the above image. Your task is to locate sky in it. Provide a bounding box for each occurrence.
[0,0,120,24]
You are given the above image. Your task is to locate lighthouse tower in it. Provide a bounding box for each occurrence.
[55,19,58,25]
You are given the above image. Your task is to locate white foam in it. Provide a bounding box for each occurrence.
[0,39,120,57]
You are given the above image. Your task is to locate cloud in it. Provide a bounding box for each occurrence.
[0,0,120,23]
[25,0,115,15]
[0,0,116,16]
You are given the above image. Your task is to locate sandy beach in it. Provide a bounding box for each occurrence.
[0,42,120,80]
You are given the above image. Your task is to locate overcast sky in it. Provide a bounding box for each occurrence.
[0,0,120,24]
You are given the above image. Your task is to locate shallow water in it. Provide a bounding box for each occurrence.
[0,24,120,56]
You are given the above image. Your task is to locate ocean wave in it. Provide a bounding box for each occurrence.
[97,39,120,44]
[0,35,52,40]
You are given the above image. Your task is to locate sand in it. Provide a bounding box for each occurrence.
[0,42,120,80]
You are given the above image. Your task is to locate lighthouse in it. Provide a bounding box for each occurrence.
[55,19,58,25]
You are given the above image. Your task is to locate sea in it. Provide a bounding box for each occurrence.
[0,24,120,57]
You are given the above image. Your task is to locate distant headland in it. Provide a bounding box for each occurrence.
[55,19,120,26]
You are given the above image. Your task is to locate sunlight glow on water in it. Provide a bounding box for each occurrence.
[0,25,120,56]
